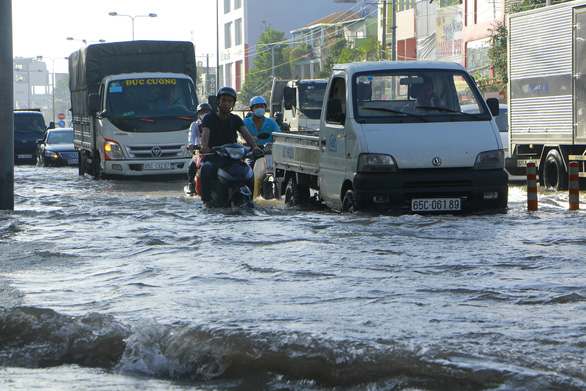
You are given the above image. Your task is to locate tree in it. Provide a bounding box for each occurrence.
[239,29,292,104]
[317,38,380,78]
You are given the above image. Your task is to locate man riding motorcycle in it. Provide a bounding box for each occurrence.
[199,87,261,207]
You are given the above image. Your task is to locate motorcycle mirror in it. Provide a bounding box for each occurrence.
[257,132,271,140]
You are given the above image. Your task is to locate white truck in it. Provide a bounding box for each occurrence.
[69,41,199,178]
[269,78,327,132]
[272,61,508,214]
[506,0,586,190]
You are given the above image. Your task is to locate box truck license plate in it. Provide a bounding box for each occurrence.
[411,198,461,212]
[144,162,171,170]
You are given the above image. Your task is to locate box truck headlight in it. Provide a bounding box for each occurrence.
[474,150,504,170]
[104,139,125,160]
[357,154,398,173]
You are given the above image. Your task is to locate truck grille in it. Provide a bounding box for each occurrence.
[126,144,185,159]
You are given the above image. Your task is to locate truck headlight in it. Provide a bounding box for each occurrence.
[104,139,125,160]
[357,153,398,173]
[474,150,504,170]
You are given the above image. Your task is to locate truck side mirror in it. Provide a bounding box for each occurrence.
[283,86,296,110]
[89,93,101,114]
[486,98,499,117]
[326,98,345,125]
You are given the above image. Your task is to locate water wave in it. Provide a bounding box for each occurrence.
[1,306,584,390]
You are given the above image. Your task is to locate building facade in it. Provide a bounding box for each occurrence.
[13,58,48,111]
[218,0,359,92]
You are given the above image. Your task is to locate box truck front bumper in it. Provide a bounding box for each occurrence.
[104,158,190,176]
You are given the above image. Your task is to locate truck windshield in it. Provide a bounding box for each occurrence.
[297,82,327,119]
[352,70,492,124]
[106,77,198,120]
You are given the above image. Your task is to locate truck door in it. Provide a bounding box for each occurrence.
[574,6,586,143]
[319,72,347,207]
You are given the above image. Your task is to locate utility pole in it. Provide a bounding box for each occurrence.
[382,0,387,60]
[206,54,210,96]
[0,0,14,210]
[391,0,396,61]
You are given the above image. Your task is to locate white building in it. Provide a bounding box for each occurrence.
[13,57,48,110]
[218,0,359,92]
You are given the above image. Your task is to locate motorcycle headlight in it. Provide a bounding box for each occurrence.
[474,150,504,170]
[263,143,272,154]
[225,147,245,160]
[104,139,125,160]
[357,153,398,173]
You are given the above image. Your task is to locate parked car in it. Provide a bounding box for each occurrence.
[14,109,47,164]
[36,128,78,167]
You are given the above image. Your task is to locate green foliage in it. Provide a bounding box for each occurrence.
[239,29,292,104]
[317,38,380,78]
[317,39,348,78]
[487,21,508,88]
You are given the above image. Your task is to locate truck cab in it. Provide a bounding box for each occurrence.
[320,61,508,213]
[273,61,508,214]
[271,79,327,132]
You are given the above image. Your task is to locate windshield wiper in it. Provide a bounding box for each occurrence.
[363,107,428,122]
[415,106,483,120]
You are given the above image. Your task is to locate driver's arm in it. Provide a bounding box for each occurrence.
[238,125,261,154]
[200,126,211,154]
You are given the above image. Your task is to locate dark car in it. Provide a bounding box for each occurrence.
[36,128,78,167]
[14,109,48,164]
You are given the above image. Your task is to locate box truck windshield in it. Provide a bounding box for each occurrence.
[106,77,197,125]
[352,70,492,124]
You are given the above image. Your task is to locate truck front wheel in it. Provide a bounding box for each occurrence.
[543,150,567,191]
[285,178,309,207]
[342,190,360,213]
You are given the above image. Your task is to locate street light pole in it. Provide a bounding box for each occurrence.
[108,12,157,41]
[67,37,106,47]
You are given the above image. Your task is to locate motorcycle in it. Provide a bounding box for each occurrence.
[188,143,256,208]
[252,137,280,200]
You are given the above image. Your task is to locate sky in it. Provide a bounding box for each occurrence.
[12,0,218,74]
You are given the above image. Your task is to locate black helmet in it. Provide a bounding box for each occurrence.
[197,103,212,113]
[216,86,237,102]
[274,111,284,118]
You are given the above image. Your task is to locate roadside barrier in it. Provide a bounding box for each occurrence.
[569,161,579,210]
[527,162,538,211]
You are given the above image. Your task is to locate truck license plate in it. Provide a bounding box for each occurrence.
[144,162,171,170]
[411,198,461,212]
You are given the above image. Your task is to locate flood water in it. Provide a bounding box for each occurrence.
[1,165,585,390]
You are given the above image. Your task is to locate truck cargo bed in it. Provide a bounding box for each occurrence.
[272,131,320,174]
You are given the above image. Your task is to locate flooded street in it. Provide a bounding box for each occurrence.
[1,166,585,390]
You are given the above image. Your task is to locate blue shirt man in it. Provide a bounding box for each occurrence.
[243,96,280,145]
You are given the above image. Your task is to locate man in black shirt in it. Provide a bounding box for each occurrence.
[199,87,261,206]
